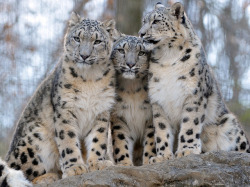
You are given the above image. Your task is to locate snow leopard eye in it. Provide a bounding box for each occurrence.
[94,40,102,45]
[73,37,80,42]
[118,49,125,54]
[138,51,146,56]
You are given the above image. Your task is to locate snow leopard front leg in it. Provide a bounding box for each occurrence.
[86,111,113,171]
[149,103,174,164]
[175,96,205,158]
[54,110,88,178]
[142,121,156,165]
[111,115,134,166]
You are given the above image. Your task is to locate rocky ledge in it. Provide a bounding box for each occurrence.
[35,151,250,187]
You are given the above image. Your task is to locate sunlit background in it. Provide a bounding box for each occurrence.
[0,0,250,156]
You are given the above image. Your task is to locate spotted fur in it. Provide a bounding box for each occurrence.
[0,158,31,187]
[110,36,155,166]
[5,12,118,183]
[139,2,250,163]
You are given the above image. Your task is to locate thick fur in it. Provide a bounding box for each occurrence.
[110,36,155,166]
[5,12,118,183]
[139,2,250,163]
[0,158,32,187]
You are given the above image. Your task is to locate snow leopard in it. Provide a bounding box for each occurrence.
[139,2,250,163]
[5,12,119,184]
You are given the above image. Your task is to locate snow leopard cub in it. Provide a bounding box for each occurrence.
[139,2,250,163]
[5,12,119,184]
[110,35,156,166]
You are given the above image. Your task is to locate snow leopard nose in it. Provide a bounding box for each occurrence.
[80,55,90,61]
[126,62,135,68]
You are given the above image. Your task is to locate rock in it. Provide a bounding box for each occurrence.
[35,151,250,187]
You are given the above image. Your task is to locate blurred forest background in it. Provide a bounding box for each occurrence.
[0,0,250,157]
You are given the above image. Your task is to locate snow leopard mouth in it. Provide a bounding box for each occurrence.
[78,61,91,65]
[121,70,136,74]
[78,57,105,65]
[122,71,136,79]
[121,68,139,74]
[77,59,96,66]
[142,37,160,45]
[146,39,160,44]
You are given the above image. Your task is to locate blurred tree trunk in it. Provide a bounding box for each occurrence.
[221,4,240,104]
[115,0,143,35]
[219,1,249,105]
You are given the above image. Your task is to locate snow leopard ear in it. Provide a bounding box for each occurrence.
[171,2,184,20]
[69,12,81,27]
[102,20,121,42]
[102,19,116,33]
[155,2,165,9]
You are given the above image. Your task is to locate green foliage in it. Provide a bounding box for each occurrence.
[228,102,250,126]
[0,142,8,158]
[228,102,250,138]
[240,108,250,125]
[0,122,11,157]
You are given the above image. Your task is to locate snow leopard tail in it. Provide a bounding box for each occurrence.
[0,158,32,187]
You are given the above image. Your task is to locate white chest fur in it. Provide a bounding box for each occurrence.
[62,79,115,137]
[149,62,192,127]
[116,91,152,142]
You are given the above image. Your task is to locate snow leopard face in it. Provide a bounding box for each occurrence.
[64,12,117,69]
[111,36,149,79]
